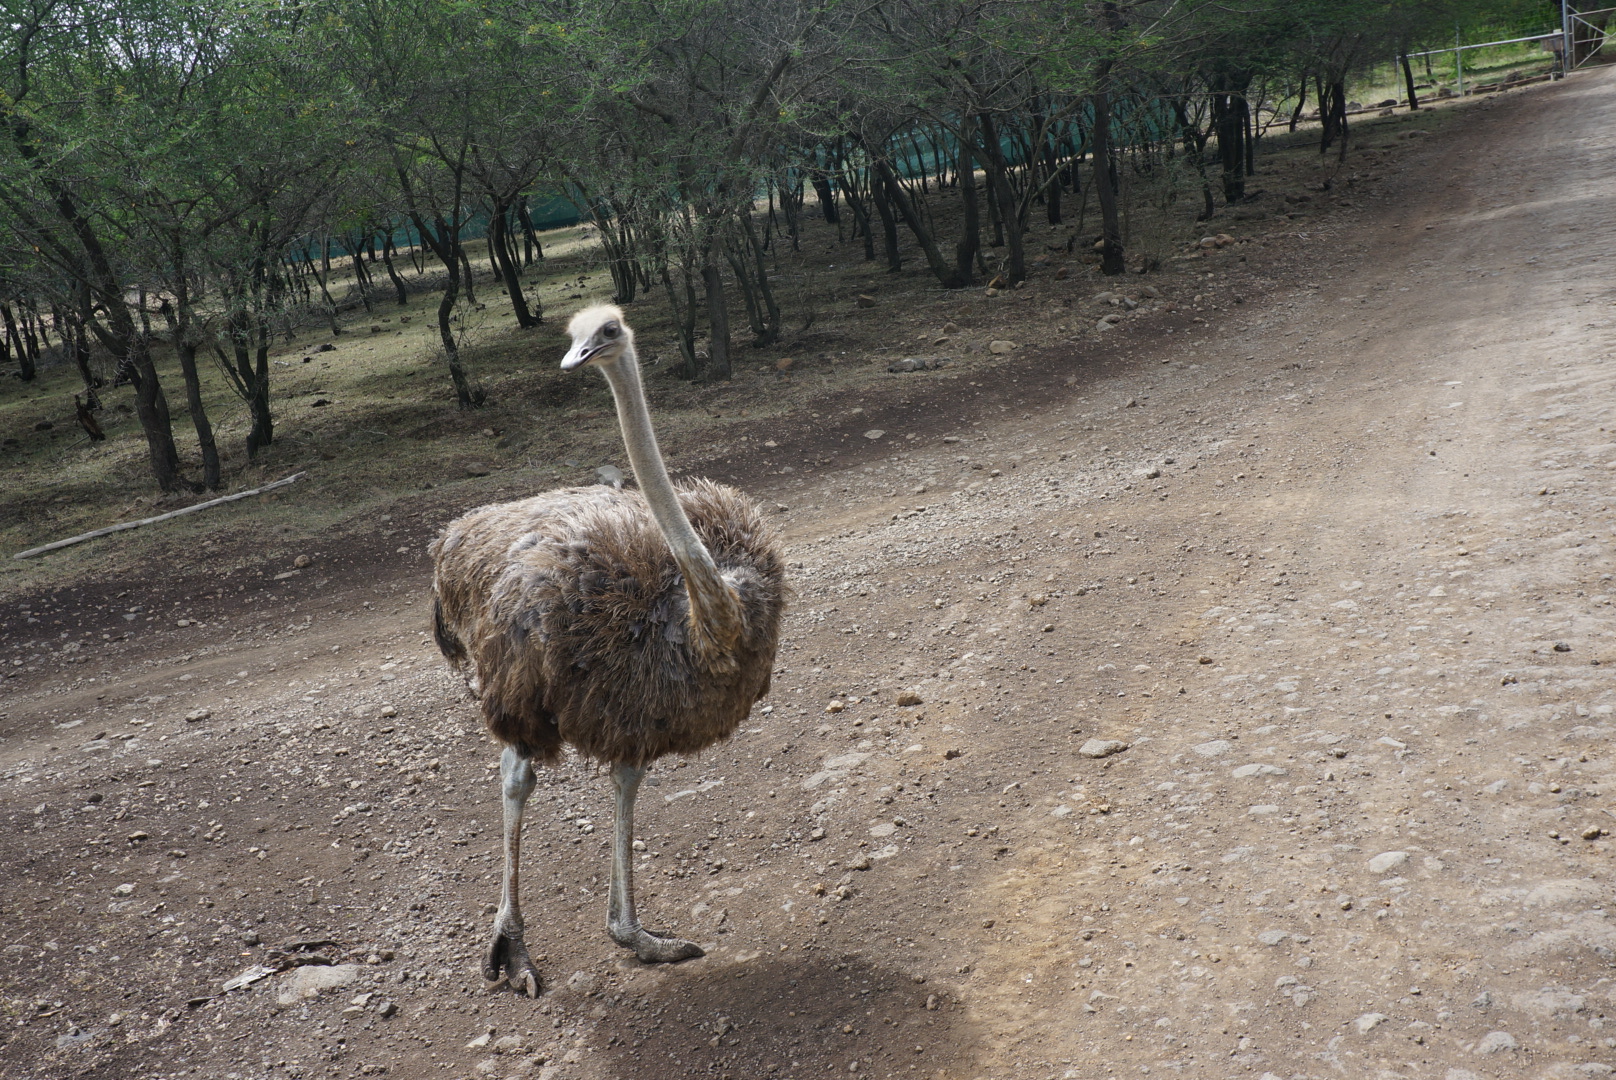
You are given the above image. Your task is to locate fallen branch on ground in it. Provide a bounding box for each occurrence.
[13,471,308,560]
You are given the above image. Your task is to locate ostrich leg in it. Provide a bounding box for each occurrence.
[485,746,541,995]
[608,763,704,962]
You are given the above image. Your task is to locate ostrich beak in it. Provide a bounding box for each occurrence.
[560,340,595,371]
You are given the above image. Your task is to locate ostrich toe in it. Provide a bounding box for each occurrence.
[484,930,541,996]
[611,925,705,963]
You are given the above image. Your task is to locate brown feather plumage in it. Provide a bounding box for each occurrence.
[430,478,786,767]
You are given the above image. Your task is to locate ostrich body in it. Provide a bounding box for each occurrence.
[430,305,785,994]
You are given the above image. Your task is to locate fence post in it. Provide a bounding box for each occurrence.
[1455,26,1465,94]
[1562,0,1571,69]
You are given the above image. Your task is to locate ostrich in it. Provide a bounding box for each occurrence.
[430,304,786,995]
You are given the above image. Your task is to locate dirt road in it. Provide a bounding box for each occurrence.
[7,68,1616,1080]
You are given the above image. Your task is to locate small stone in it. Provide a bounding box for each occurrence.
[856,294,876,308]
[1257,930,1289,946]
[1583,826,1603,840]
[1193,740,1232,757]
[1355,1012,1388,1033]
[809,827,826,841]
[1079,739,1128,759]
[465,462,491,477]
[988,340,1017,354]
[1368,851,1409,874]
[1554,641,1572,652]
[826,700,845,713]
[293,554,312,569]
[1474,1031,1517,1054]
[1232,763,1287,778]
[111,883,135,897]
[466,1032,491,1049]
[276,964,363,1006]
[184,709,210,723]
[863,429,885,441]
[896,691,922,707]
[379,705,397,718]
[776,357,795,371]
[1055,266,1069,280]
[942,322,959,334]
[849,855,872,871]
[377,1001,398,1018]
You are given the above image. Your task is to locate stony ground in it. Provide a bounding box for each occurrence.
[6,67,1616,1080]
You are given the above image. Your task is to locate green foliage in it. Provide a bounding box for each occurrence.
[0,0,1597,487]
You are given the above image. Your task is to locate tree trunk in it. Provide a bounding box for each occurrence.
[457,239,477,305]
[660,261,701,380]
[1214,86,1246,203]
[870,167,902,272]
[302,249,342,334]
[837,160,876,261]
[1401,54,1420,110]
[126,333,186,491]
[350,238,373,313]
[954,116,981,285]
[874,158,967,288]
[228,310,274,460]
[1331,81,1349,162]
[1173,98,1217,221]
[488,199,539,327]
[1090,77,1125,276]
[380,230,409,305]
[1040,123,1063,225]
[2,305,32,381]
[518,198,542,264]
[701,253,731,382]
[407,208,481,408]
[977,115,1026,283]
[1241,94,1255,176]
[741,209,780,345]
[1289,77,1309,132]
[811,170,838,223]
[70,296,96,389]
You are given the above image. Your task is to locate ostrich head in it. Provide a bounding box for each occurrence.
[561,304,634,372]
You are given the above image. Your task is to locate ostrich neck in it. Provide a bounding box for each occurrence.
[601,348,741,652]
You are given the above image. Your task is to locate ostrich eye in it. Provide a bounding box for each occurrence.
[602,323,620,339]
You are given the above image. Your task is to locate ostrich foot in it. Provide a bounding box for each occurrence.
[483,930,541,997]
[610,925,705,963]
